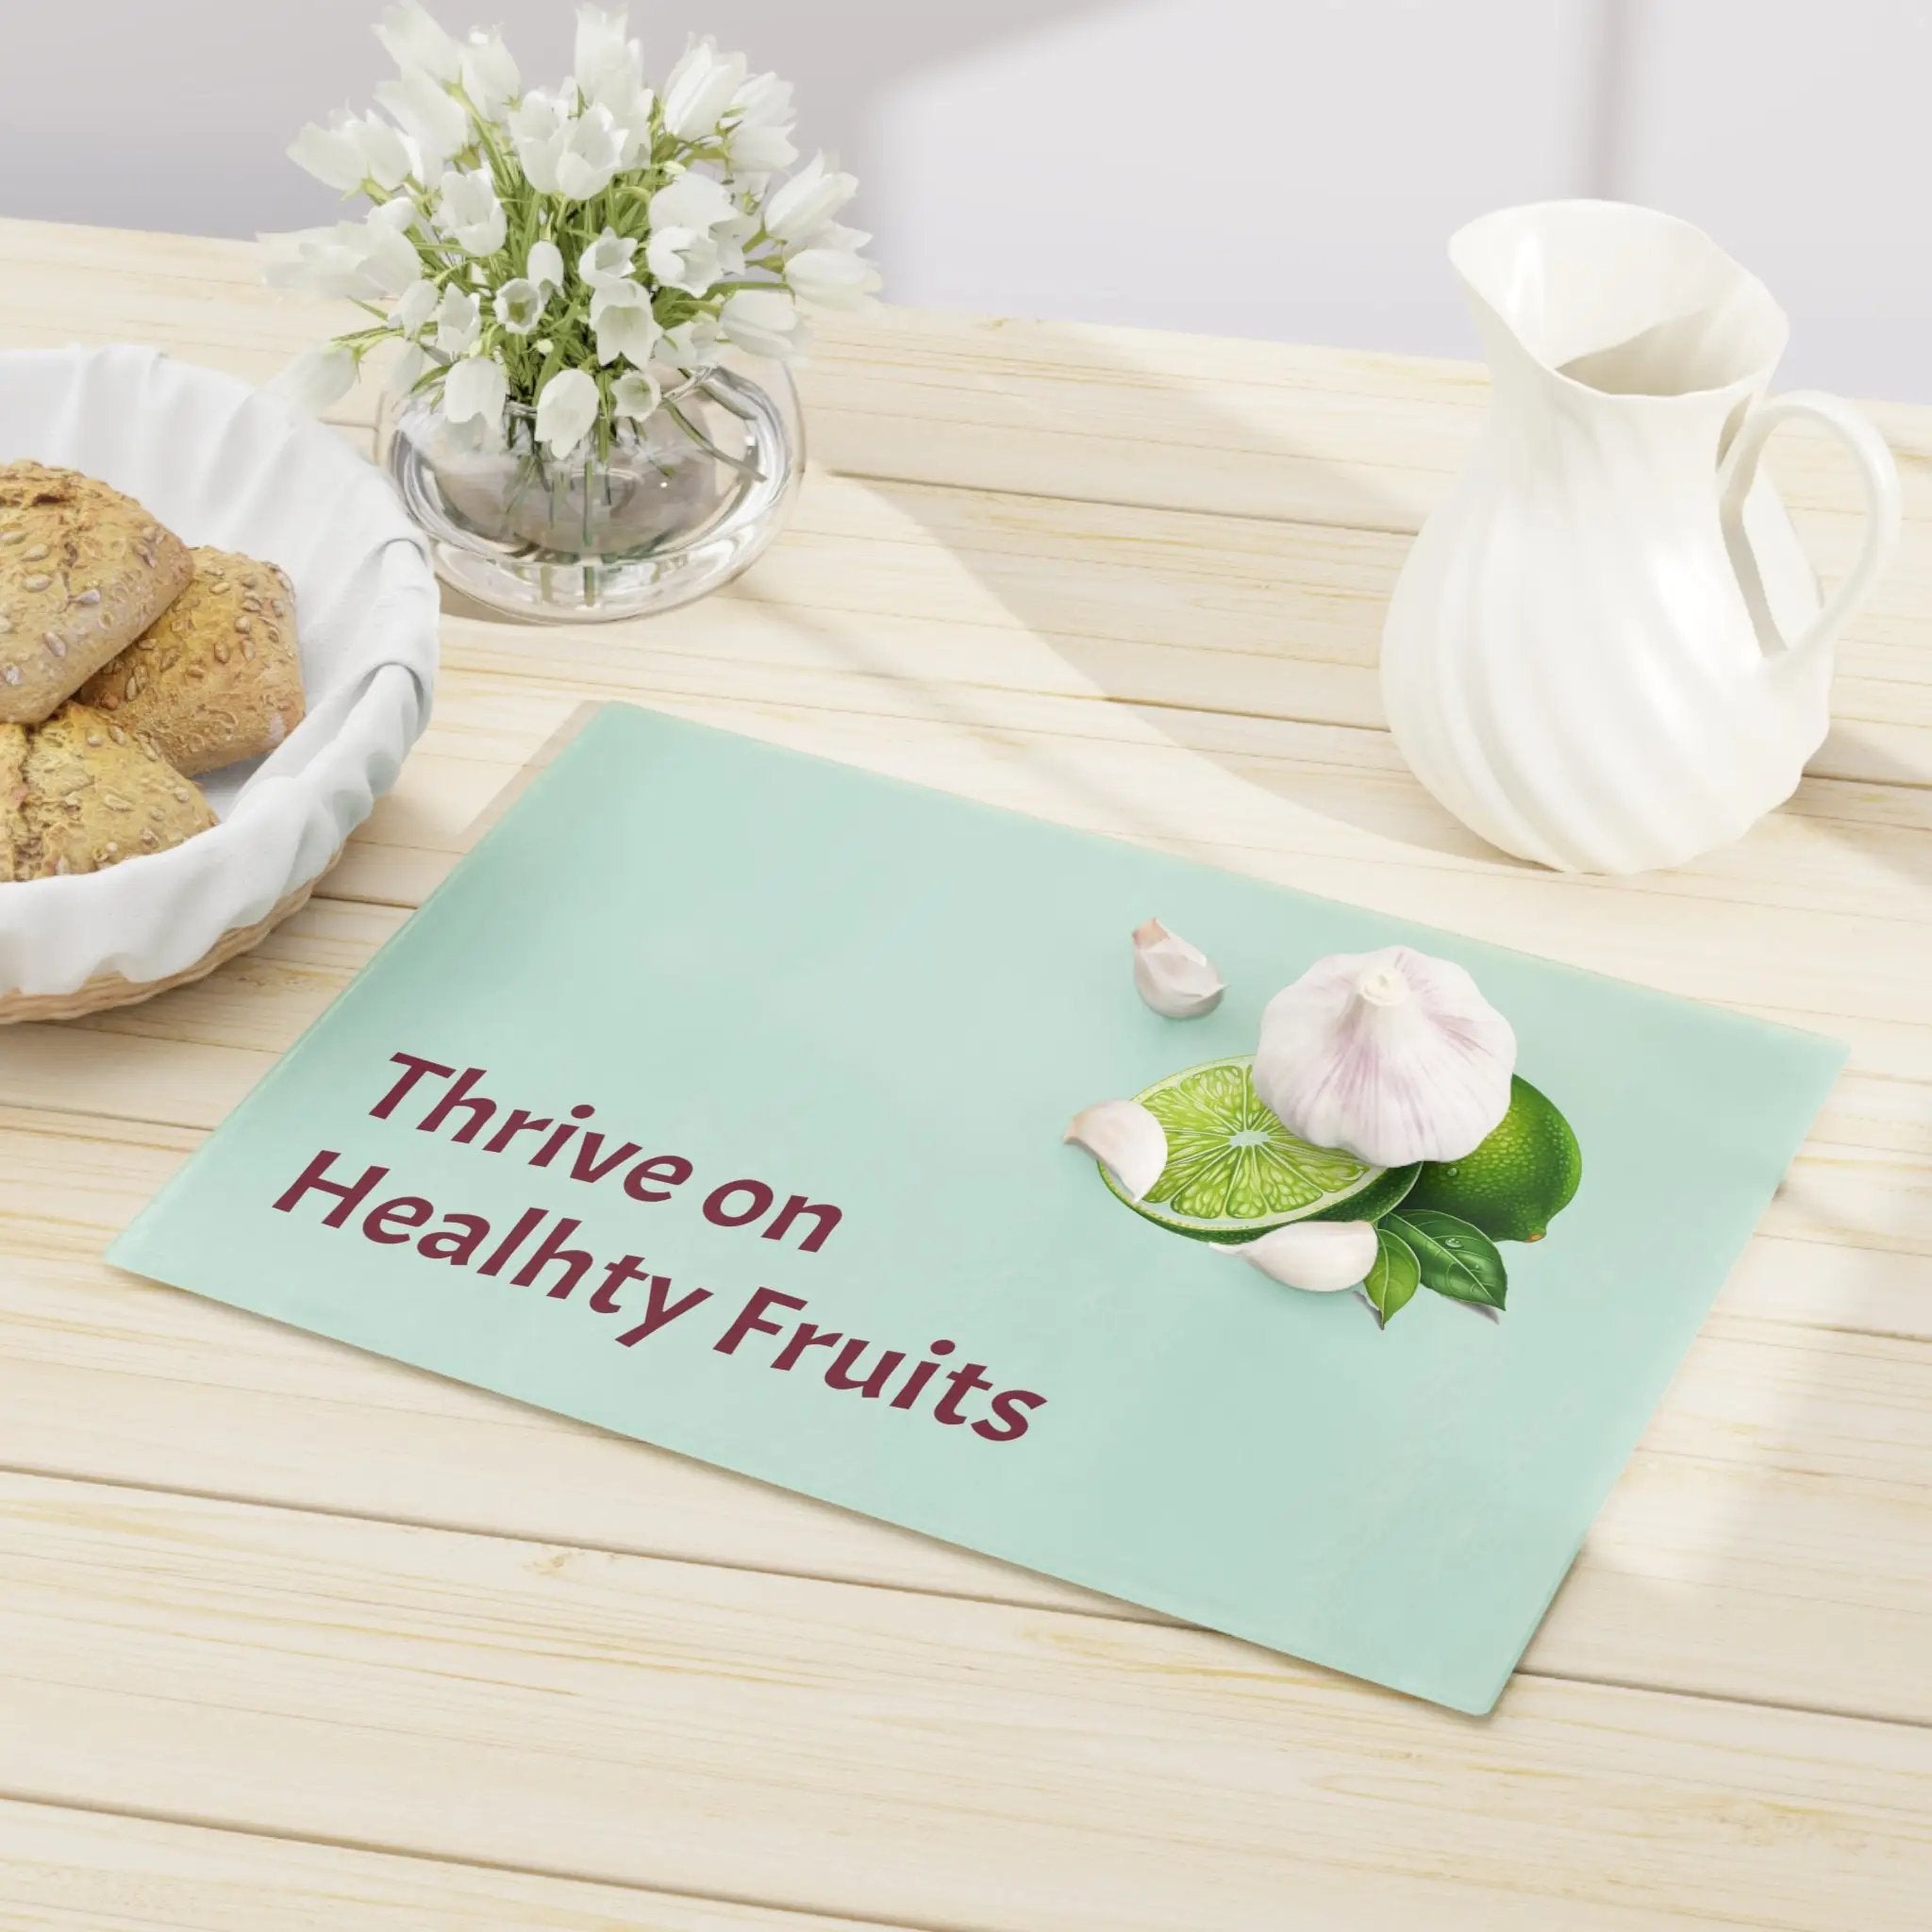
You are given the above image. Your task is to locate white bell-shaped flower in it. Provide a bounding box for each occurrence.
[534,368,599,458]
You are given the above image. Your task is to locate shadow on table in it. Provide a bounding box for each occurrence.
[808,310,1521,871]
[811,320,1927,899]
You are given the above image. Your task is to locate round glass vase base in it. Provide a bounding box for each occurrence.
[380,364,803,625]
[418,520,783,624]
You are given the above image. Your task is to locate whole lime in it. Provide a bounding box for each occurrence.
[1403,1075,1581,1242]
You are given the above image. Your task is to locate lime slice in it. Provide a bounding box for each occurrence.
[1100,1056,1403,1241]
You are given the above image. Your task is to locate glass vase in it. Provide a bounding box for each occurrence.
[379,360,803,622]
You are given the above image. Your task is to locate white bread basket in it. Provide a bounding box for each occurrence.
[0,345,439,1017]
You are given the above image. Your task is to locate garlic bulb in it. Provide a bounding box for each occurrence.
[1131,918,1224,1019]
[1253,944,1515,1167]
[1218,1219,1377,1292]
[1064,1099,1168,1202]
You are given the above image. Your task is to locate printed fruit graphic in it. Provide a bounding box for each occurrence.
[1401,1074,1580,1242]
[1099,1057,1415,1241]
[1318,1159,1422,1226]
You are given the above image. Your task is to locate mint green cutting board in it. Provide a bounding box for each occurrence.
[111,704,1845,1712]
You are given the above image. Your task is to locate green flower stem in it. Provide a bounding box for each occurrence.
[664,398,762,479]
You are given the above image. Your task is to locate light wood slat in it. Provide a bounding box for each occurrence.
[411,594,1932,926]
[1,1108,1929,1724]
[801,311,1932,549]
[743,466,1932,699]
[8,213,1925,797]
[4,221,1916,799]
[4,1473,1931,1932]
[5,217,1927,803]
[0,1799,891,1932]
[351,465,1932,798]
[5,216,1928,557]
[4,217,1924,789]
[724,469,1932,791]
[0,222,372,434]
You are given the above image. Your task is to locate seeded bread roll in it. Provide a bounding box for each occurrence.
[77,546,304,775]
[0,722,25,883]
[0,701,216,881]
[0,462,193,726]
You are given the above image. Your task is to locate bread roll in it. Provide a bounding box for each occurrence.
[0,701,215,881]
[0,462,193,726]
[77,546,304,774]
[0,723,26,884]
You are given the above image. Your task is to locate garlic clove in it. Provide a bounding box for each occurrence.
[1252,943,1516,1167]
[1217,1219,1378,1292]
[1131,917,1224,1019]
[1064,1099,1168,1202]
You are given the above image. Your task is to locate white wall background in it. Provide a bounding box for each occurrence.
[1,0,1926,396]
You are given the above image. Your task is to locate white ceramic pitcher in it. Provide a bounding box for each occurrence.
[1381,201,1900,874]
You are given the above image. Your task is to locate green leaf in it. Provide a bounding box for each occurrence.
[1386,1210,1507,1308]
[1362,1224,1421,1328]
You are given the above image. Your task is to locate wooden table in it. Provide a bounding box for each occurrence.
[1,217,1928,1931]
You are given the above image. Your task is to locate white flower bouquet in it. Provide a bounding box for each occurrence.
[266,1,878,470]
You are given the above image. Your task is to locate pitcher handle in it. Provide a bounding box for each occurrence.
[1719,390,1901,668]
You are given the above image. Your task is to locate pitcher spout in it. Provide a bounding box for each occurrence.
[1451,201,1788,407]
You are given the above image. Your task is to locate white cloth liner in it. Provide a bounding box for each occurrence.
[0,345,439,995]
